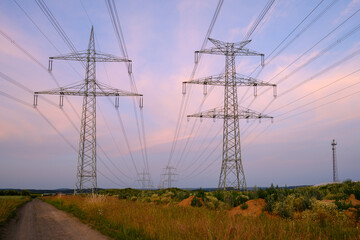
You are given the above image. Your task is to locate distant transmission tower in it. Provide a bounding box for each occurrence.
[137,169,153,189]
[183,38,276,190]
[34,27,142,194]
[331,139,339,182]
[162,166,177,188]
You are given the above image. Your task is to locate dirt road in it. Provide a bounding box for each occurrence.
[1,199,109,240]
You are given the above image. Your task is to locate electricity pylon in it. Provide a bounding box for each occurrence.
[34,27,142,194]
[183,38,276,190]
[161,166,177,188]
[137,169,153,189]
[331,139,339,182]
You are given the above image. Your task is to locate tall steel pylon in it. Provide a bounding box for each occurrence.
[183,38,276,190]
[331,139,339,182]
[137,169,153,189]
[161,166,177,188]
[34,27,142,194]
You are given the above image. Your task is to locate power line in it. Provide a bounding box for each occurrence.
[243,0,275,41]
[167,0,224,168]
[106,0,150,178]
[268,67,360,115]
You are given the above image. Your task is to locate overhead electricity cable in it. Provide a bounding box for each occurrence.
[276,76,360,119]
[115,109,140,175]
[248,0,328,77]
[0,90,77,153]
[261,42,360,113]
[166,0,224,168]
[248,5,360,106]
[35,0,85,68]
[175,0,277,184]
[237,6,360,142]
[12,0,83,79]
[239,0,336,104]
[179,125,223,173]
[106,0,149,176]
[97,105,135,175]
[277,88,360,123]
[269,66,360,115]
[0,70,132,183]
[249,0,282,40]
[0,28,81,120]
[33,1,138,184]
[79,1,139,179]
[243,0,275,41]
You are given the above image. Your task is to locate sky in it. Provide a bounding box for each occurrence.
[0,0,360,189]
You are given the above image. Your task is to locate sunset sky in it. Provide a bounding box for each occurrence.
[0,0,359,189]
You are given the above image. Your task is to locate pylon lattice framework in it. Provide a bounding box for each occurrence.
[331,139,339,182]
[161,166,177,189]
[183,38,276,190]
[137,169,153,189]
[34,27,143,194]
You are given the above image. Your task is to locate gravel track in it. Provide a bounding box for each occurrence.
[1,199,109,240]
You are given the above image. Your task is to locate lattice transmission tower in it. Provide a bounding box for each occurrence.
[331,139,339,182]
[183,38,276,190]
[34,27,143,194]
[137,169,153,189]
[161,166,177,189]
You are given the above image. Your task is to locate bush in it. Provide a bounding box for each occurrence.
[195,188,205,200]
[257,188,267,199]
[191,197,203,207]
[234,194,249,207]
[174,191,190,201]
[240,203,248,210]
[213,190,224,202]
[335,200,352,210]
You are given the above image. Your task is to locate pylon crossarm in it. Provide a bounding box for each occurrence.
[184,73,276,87]
[208,38,251,50]
[96,82,142,97]
[187,106,273,120]
[34,82,141,97]
[50,51,131,63]
[196,47,263,56]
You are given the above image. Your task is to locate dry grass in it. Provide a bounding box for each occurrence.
[0,196,30,228]
[44,195,360,240]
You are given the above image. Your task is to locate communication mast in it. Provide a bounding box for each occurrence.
[183,38,276,190]
[34,27,143,194]
[331,139,339,182]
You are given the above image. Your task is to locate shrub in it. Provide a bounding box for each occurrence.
[234,194,249,207]
[240,202,248,210]
[257,188,267,199]
[174,191,189,201]
[213,190,224,202]
[335,200,352,210]
[223,191,234,207]
[191,197,203,207]
[204,196,220,209]
[195,188,205,200]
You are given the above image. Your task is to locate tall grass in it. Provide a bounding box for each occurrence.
[44,195,360,240]
[0,196,30,228]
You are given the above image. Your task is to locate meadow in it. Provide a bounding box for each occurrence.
[0,195,31,229]
[43,181,360,240]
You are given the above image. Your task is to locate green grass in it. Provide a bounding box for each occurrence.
[0,196,31,228]
[44,194,360,240]
[0,196,25,199]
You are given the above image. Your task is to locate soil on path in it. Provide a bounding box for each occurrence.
[1,198,109,240]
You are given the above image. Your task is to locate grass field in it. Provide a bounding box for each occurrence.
[44,194,360,240]
[0,196,31,228]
